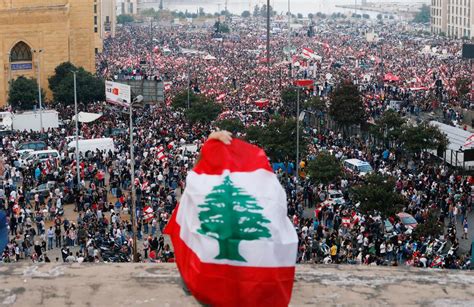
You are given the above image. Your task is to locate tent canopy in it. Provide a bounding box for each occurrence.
[71,112,102,123]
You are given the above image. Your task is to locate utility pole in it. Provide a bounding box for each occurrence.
[129,95,143,262]
[73,71,80,190]
[287,0,291,61]
[187,64,190,109]
[296,87,300,189]
[266,0,270,68]
[33,49,44,132]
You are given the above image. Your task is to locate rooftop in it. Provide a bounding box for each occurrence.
[1,263,474,306]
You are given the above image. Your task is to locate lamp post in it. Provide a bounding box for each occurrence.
[32,49,44,132]
[187,64,190,109]
[7,52,11,90]
[72,71,81,190]
[130,94,144,262]
[266,0,270,68]
[296,87,300,189]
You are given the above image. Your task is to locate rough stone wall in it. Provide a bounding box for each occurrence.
[1,264,474,306]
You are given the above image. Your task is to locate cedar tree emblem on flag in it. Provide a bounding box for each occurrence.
[197,176,271,262]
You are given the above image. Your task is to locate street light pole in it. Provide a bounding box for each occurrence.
[129,99,137,262]
[266,0,270,68]
[129,95,142,262]
[187,64,190,109]
[73,71,81,190]
[7,52,11,91]
[287,0,291,61]
[296,87,300,189]
[33,49,44,132]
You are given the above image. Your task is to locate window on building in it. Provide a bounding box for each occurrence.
[94,27,98,33]
[94,16,98,25]
[10,41,32,62]
[95,48,99,54]
[106,16,110,23]
[94,5,97,13]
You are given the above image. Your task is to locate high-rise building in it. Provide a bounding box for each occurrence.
[0,0,101,105]
[101,0,117,38]
[116,0,138,15]
[431,0,474,38]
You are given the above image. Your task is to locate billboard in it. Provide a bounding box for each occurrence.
[105,81,131,107]
[462,44,474,59]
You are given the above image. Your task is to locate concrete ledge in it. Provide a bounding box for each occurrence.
[1,264,474,306]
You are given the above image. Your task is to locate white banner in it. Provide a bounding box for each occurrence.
[105,81,131,107]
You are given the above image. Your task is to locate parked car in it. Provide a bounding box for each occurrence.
[326,190,346,206]
[16,141,47,154]
[30,181,57,197]
[397,212,418,229]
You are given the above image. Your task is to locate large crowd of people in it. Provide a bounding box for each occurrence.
[1,16,472,268]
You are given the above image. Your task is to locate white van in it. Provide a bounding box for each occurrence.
[343,159,373,176]
[20,150,60,167]
[68,138,115,156]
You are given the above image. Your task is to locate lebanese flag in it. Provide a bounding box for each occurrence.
[302,47,315,59]
[143,206,154,223]
[464,134,474,148]
[164,139,298,306]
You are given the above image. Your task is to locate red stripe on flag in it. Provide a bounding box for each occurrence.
[164,205,295,307]
[193,139,272,175]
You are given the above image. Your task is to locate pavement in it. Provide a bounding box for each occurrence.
[1,263,474,306]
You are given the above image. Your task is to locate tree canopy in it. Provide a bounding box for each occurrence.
[246,117,307,162]
[307,152,342,185]
[215,118,245,134]
[352,174,406,218]
[8,76,45,110]
[370,110,406,143]
[49,62,105,105]
[329,83,366,131]
[400,123,448,154]
[241,10,251,18]
[413,4,430,23]
[185,99,222,124]
[117,14,134,24]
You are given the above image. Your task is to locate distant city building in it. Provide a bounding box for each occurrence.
[101,0,117,38]
[116,0,138,15]
[0,0,101,105]
[431,0,473,38]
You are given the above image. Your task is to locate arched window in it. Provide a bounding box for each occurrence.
[10,42,32,62]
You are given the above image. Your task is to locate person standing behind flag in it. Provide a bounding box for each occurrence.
[165,131,298,307]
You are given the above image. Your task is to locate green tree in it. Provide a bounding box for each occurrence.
[308,13,314,19]
[253,5,260,17]
[371,110,406,144]
[241,10,251,18]
[8,76,45,110]
[159,0,163,10]
[185,100,222,124]
[413,4,430,23]
[117,14,134,24]
[171,91,202,109]
[297,13,303,19]
[50,67,105,105]
[198,176,271,262]
[281,87,298,105]
[329,83,366,134]
[400,123,448,155]
[352,174,407,218]
[455,78,471,98]
[246,117,307,162]
[377,14,383,20]
[307,152,342,185]
[216,118,244,133]
[141,8,157,18]
[48,62,77,93]
[412,212,443,240]
[303,96,326,113]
